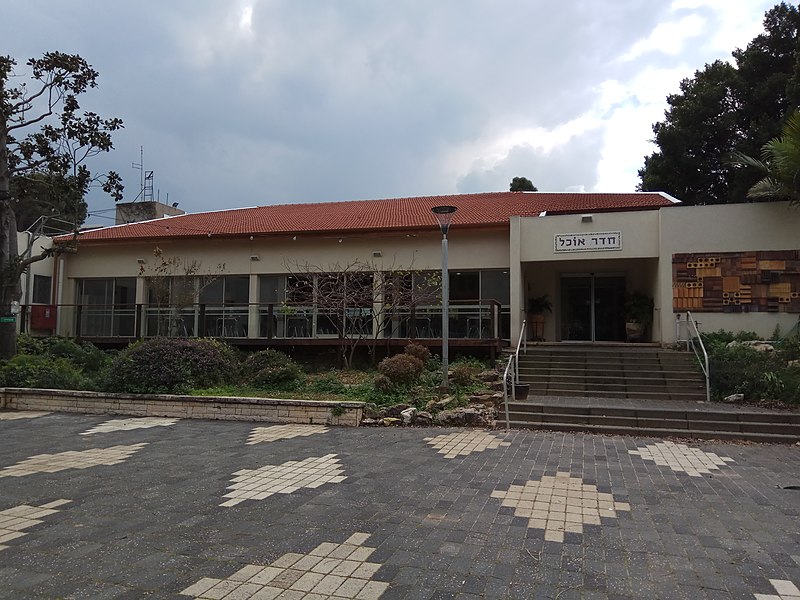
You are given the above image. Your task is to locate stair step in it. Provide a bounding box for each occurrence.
[504,412,800,435]
[504,421,799,443]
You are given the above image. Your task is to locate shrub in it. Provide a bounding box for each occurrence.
[243,349,305,390]
[17,334,110,376]
[451,364,476,387]
[105,337,239,394]
[0,354,84,390]
[373,374,393,393]
[404,343,431,364]
[705,333,800,405]
[778,336,800,362]
[378,353,424,386]
[308,372,347,394]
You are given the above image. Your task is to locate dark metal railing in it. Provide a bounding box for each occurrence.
[25,300,510,342]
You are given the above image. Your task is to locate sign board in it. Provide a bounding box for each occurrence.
[554,231,622,253]
[0,316,16,323]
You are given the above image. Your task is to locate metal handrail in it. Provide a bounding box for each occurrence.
[685,311,710,403]
[515,319,527,386]
[502,320,528,430]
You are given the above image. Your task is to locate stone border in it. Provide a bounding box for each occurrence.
[0,388,363,427]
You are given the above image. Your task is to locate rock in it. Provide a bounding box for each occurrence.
[363,403,381,419]
[788,359,800,368]
[415,411,433,425]
[381,403,411,418]
[488,381,504,392]
[471,393,501,408]
[434,396,455,409]
[723,393,745,403]
[435,405,495,427]
[360,418,380,426]
[727,340,775,353]
[400,407,418,425]
[478,369,500,382]
[381,417,401,427]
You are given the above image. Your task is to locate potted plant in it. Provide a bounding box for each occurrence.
[527,294,552,341]
[624,291,653,342]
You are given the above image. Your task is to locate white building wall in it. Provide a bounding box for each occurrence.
[657,201,800,341]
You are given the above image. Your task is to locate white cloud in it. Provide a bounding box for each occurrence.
[620,14,707,62]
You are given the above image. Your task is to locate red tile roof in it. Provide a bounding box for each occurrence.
[68,192,677,243]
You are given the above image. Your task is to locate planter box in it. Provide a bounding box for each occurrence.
[514,383,530,400]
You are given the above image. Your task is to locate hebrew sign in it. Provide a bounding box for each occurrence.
[554,231,622,253]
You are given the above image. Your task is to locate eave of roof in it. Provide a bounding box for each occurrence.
[60,191,677,244]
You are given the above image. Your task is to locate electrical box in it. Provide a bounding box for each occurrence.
[30,305,57,330]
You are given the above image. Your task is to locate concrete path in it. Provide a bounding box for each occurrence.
[1,410,799,599]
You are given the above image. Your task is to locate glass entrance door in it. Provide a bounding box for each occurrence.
[560,275,625,342]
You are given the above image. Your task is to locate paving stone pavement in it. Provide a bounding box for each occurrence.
[0,409,798,599]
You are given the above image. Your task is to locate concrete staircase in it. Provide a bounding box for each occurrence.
[506,344,800,442]
[517,344,707,402]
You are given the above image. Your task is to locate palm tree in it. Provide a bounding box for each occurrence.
[729,110,800,206]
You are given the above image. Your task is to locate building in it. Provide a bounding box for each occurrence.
[21,192,799,352]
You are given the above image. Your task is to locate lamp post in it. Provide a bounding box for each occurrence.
[431,205,457,390]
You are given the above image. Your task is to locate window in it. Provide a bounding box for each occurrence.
[199,276,250,337]
[32,275,52,304]
[76,278,136,336]
[450,271,479,301]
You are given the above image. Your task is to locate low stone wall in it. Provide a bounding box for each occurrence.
[0,388,363,427]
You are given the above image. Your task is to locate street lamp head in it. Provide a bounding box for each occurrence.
[431,205,457,235]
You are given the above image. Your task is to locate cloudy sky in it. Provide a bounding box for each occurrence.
[2,0,776,223]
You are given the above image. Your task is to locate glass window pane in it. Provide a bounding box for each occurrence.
[224,276,249,304]
[259,275,283,304]
[450,271,479,301]
[32,275,52,304]
[481,270,510,305]
[200,278,223,304]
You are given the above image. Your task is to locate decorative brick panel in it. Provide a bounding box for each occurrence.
[672,250,800,313]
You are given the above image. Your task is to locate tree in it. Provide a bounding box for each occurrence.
[729,109,800,205]
[638,2,800,205]
[139,247,225,337]
[0,52,123,358]
[509,176,537,192]
[285,260,441,369]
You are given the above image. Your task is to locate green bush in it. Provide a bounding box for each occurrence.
[777,336,800,362]
[308,372,347,394]
[378,353,424,386]
[704,330,800,405]
[243,349,305,390]
[373,374,392,393]
[105,337,240,394]
[17,334,110,376]
[0,354,84,390]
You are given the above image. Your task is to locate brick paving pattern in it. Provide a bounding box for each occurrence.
[1,410,798,599]
[490,472,631,543]
[423,430,511,458]
[221,454,346,507]
[0,500,70,551]
[0,410,49,420]
[80,417,179,435]
[755,578,800,599]
[247,424,329,445]
[181,533,389,599]
[629,440,735,476]
[0,443,148,478]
